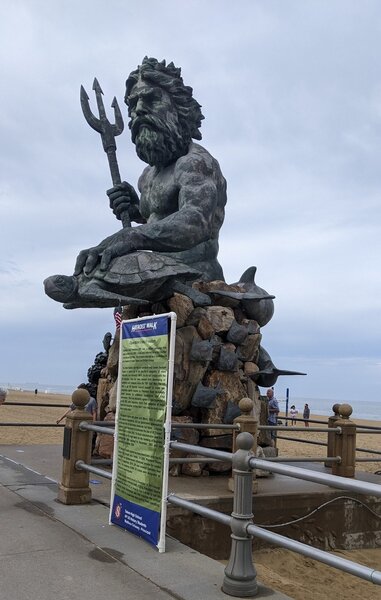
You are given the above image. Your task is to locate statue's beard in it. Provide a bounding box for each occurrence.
[130,114,189,167]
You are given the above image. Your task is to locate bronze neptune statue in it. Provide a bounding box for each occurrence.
[44,57,227,308]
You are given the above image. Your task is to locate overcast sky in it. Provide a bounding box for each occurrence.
[0,0,380,406]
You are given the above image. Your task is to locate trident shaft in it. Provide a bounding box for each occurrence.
[80,78,131,227]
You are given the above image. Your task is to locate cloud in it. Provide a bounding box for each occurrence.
[0,1,380,403]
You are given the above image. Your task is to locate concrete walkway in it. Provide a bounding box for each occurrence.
[0,450,290,600]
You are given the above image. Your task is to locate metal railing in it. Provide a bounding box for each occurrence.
[277,405,381,468]
[171,422,239,430]
[3,398,380,468]
[0,400,69,427]
[0,422,64,427]
[167,433,381,594]
[259,425,342,433]
[2,401,68,407]
[88,413,381,465]
[76,459,113,480]
[58,392,381,596]
[70,419,381,596]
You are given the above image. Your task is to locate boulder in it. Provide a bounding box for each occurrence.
[168,293,194,327]
[181,454,204,477]
[236,333,261,362]
[185,307,207,326]
[204,306,235,334]
[227,320,249,345]
[197,315,217,339]
[172,326,208,413]
[201,370,247,436]
[106,330,120,379]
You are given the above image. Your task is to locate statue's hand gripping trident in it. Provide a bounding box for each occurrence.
[80,78,131,228]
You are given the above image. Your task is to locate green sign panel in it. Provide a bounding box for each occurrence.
[110,314,176,551]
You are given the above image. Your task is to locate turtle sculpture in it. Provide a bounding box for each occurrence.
[44,250,211,309]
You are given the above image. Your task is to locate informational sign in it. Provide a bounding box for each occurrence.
[110,312,176,552]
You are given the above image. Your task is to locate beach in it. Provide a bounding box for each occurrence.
[0,389,71,445]
[255,410,381,598]
[277,411,381,476]
[1,391,380,475]
[1,390,381,599]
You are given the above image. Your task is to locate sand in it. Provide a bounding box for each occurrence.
[1,390,381,598]
[251,546,381,600]
[0,389,71,445]
[253,411,381,597]
[1,391,380,474]
[277,411,381,476]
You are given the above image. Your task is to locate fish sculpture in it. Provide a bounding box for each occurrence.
[249,346,306,387]
[209,266,275,326]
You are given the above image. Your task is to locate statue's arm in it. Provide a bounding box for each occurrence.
[107,182,146,225]
[124,160,218,253]
[76,157,219,275]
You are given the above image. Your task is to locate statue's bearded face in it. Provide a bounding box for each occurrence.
[127,78,189,167]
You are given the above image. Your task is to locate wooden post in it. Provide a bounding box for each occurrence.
[57,389,93,504]
[229,397,258,493]
[332,403,356,478]
[325,403,341,468]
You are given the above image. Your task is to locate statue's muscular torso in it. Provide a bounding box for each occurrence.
[134,142,227,281]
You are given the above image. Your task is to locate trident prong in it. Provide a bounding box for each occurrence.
[111,96,124,136]
[80,85,101,132]
[81,78,124,158]
[80,78,130,227]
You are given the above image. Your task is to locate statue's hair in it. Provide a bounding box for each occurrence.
[125,57,204,141]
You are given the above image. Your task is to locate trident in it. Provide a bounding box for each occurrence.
[80,78,131,227]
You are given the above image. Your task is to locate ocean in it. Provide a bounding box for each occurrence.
[1,383,380,421]
[278,396,381,422]
[0,382,76,396]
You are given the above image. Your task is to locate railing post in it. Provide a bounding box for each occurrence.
[229,398,258,493]
[332,403,356,478]
[232,398,258,452]
[223,432,257,597]
[325,403,341,468]
[57,389,93,504]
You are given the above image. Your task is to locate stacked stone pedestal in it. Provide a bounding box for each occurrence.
[99,281,273,475]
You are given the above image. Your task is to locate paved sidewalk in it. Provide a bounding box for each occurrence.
[0,453,291,600]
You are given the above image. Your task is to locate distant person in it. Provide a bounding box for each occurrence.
[56,392,97,424]
[267,388,280,445]
[34,388,38,395]
[0,387,7,405]
[96,407,116,460]
[303,403,310,427]
[289,405,298,426]
[56,386,97,452]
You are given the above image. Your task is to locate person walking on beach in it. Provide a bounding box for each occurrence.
[0,387,6,405]
[303,403,310,427]
[56,385,97,453]
[56,385,97,424]
[290,404,298,426]
[267,388,280,445]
